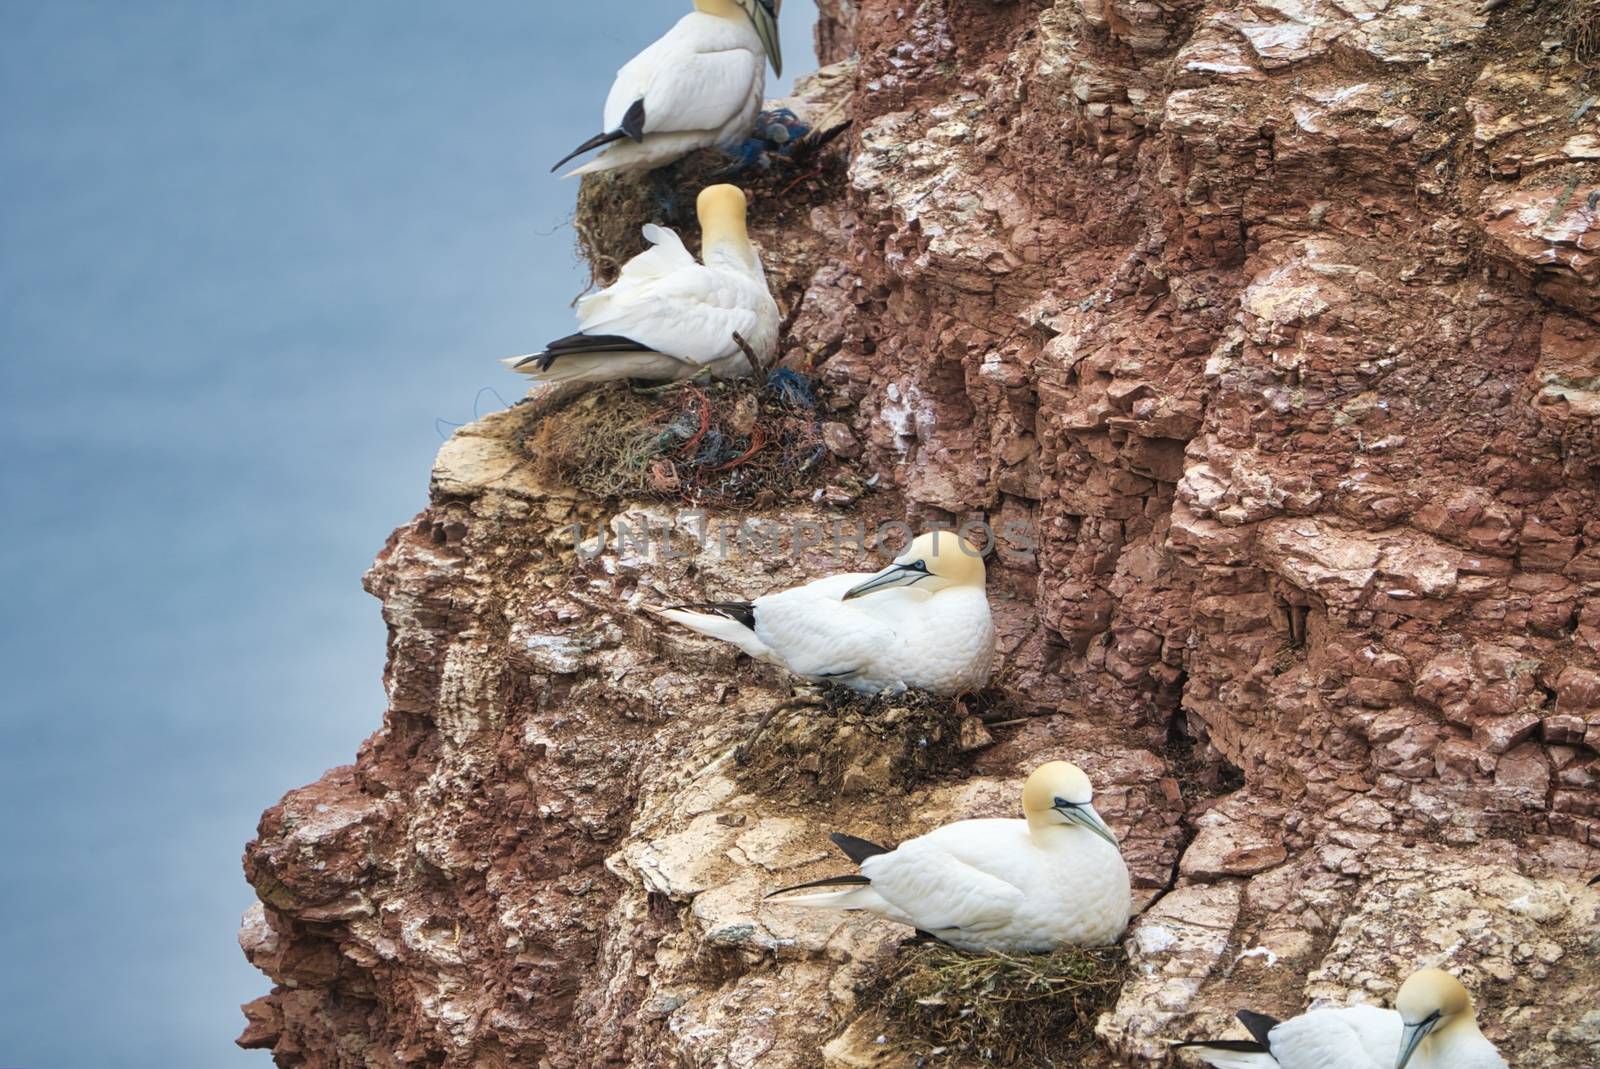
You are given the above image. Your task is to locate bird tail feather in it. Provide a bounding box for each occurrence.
[1167,1041,1276,1069]
[650,606,771,660]
[502,350,685,384]
[562,153,622,179]
[551,129,626,174]
[766,882,883,912]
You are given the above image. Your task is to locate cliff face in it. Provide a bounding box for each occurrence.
[240,2,1600,1067]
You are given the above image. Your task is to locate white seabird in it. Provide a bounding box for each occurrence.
[765,761,1132,952]
[653,530,996,695]
[552,0,782,178]
[1174,967,1508,1069]
[503,184,778,384]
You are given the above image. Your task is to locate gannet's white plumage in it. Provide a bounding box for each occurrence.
[553,0,781,177]
[1175,968,1508,1069]
[504,184,778,384]
[652,531,996,695]
[766,762,1131,952]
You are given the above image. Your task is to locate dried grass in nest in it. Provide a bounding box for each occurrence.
[877,942,1129,1067]
[572,129,851,289]
[1562,0,1600,65]
[735,688,1019,801]
[573,152,730,287]
[527,375,827,507]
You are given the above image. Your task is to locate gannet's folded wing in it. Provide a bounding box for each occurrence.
[502,334,697,381]
[606,45,762,137]
[1175,1005,1395,1069]
[1265,1006,1396,1068]
[748,576,892,681]
[617,225,696,282]
[861,842,1027,934]
[576,225,697,326]
[578,269,762,367]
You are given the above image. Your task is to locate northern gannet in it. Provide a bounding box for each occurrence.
[766,762,1131,952]
[504,184,778,384]
[653,531,996,695]
[1174,967,1508,1069]
[552,0,782,178]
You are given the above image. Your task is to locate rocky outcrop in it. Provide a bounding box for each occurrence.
[240,1,1600,1066]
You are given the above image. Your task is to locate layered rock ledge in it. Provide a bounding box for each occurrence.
[241,1,1600,1066]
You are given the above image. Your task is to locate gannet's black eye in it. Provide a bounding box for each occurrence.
[1054,796,1076,809]
[907,560,929,573]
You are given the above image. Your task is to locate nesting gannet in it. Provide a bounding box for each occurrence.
[652,531,996,695]
[552,0,782,178]
[1174,967,1508,1069]
[503,185,778,384]
[766,762,1131,952]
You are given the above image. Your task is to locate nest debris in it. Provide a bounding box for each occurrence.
[573,152,731,287]
[877,942,1129,1067]
[1563,0,1600,64]
[735,688,1017,801]
[573,111,852,288]
[527,372,827,508]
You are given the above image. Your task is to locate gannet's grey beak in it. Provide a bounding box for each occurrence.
[842,561,926,601]
[1395,1017,1437,1069]
[745,0,782,76]
[1056,802,1119,848]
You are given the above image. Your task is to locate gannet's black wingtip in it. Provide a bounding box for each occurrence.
[765,873,871,899]
[829,832,890,865]
[621,99,647,143]
[665,600,756,631]
[551,128,627,173]
[1169,1039,1271,1053]
[1235,1009,1281,1050]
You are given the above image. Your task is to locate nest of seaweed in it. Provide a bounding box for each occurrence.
[877,941,1129,1067]
[735,688,1019,801]
[527,371,828,507]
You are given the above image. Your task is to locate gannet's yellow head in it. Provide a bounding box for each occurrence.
[1395,969,1474,1069]
[694,0,782,75]
[1020,761,1118,846]
[841,531,987,601]
[696,183,758,269]
[697,183,748,237]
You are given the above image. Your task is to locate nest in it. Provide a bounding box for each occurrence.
[877,942,1129,1067]
[573,111,853,288]
[574,152,731,286]
[735,689,1019,801]
[1563,0,1600,65]
[527,372,827,507]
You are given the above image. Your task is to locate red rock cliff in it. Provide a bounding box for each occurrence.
[240,1,1600,1066]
